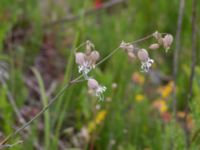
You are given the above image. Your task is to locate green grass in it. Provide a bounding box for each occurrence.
[0,0,200,149]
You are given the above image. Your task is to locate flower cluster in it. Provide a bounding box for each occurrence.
[75,32,173,99]
[75,41,100,79]
[75,41,106,100]
[120,31,173,72]
[151,31,173,52]
[120,41,154,72]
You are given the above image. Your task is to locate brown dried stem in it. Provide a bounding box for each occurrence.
[172,0,185,115]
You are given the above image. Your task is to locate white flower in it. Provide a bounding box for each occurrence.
[87,78,106,101]
[140,59,154,72]
[120,41,138,58]
[137,49,154,72]
[149,43,160,50]
[75,50,100,79]
[162,34,173,52]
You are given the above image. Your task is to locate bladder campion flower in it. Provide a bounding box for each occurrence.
[162,34,173,52]
[153,31,163,45]
[120,41,137,58]
[153,31,173,52]
[137,49,154,72]
[75,41,100,79]
[120,41,155,72]
[149,43,160,50]
[86,40,95,53]
[87,78,106,101]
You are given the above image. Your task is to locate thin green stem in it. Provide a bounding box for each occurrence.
[132,33,153,44]
[96,47,120,66]
[0,76,82,145]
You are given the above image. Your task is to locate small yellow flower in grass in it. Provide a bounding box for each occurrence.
[135,94,144,102]
[158,81,174,99]
[95,110,107,125]
[159,101,167,113]
[88,110,107,133]
[153,99,168,114]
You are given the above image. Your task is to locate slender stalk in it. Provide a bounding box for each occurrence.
[132,33,153,44]
[172,0,185,115]
[96,47,120,66]
[32,68,50,150]
[184,0,197,147]
[169,1,185,149]
[0,77,79,146]
[97,32,156,66]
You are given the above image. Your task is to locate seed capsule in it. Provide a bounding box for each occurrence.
[137,49,149,62]
[162,34,173,50]
[90,51,100,62]
[75,52,85,65]
[149,43,160,50]
[87,79,99,90]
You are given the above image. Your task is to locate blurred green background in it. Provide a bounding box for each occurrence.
[0,0,200,149]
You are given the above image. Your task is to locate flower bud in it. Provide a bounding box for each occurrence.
[120,41,134,53]
[75,52,85,65]
[137,49,149,62]
[90,51,100,62]
[86,40,95,54]
[153,31,163,45]
[162,34,173,51]
[87,79,99,90]
[119,41,126,48]
[149,43,160,50]
[153,31,162,40]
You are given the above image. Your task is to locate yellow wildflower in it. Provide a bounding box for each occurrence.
[95,110,107,125]
[158,81,174,99]
[135,94,144,102]
[153,99,168,114]
[88,110,107,133]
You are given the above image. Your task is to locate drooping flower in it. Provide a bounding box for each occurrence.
[75,41,100,79]
[162,34,173,52]
[137,49,154,72]
[120,41,137,58]
[153,31,163,45]
[149,43,160,50]
[86,40,95,54]
[87,78,106,101]
[153,31,173,52]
